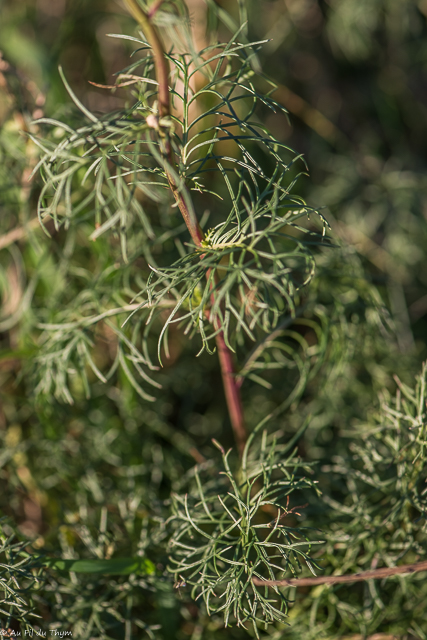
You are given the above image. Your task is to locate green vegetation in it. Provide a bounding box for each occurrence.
[1,1,426,638]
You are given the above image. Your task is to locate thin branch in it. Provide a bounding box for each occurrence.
[124,0,203,246]
[123,0,248,454]
[123,0,170,118]
[36,300,176,331]
[334,220,408,283]
[0,218,40,251]
[215,331,246,456]
[271,82,347,147]
[252,558,427,588]
[148,0,167,18]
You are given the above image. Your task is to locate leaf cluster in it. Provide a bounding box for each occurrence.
[289,364,427,638]
[168,428,323,636]
[1,0,427,638]
[27,23,328,401]
[0,518,46,631]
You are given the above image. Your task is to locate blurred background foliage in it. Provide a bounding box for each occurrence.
[1,0,427,638]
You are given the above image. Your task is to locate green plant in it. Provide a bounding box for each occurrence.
[30,0,328,437]
[28,0,329,629]
[168,429,323,634]
[1,1,427,638]
[0,519,44,631]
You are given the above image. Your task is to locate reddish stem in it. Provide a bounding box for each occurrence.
[123,0,203,246]
[215,331,246,456]
[123,0,247,454]
[148,0,167,18]
[123,0,170,118]
[252,558,427,588]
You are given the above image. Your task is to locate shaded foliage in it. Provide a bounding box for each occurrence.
[0,0,426,638]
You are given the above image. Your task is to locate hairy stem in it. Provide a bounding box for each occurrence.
[252,558,427,588]
[123,0,247,454]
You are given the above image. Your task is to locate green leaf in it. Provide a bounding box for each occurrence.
[43,556,156,575]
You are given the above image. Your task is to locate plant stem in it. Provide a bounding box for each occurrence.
[215,331,247,456]
[148,0,168,18]
[124,0,203,247]
[123,0,247,454]
[252,558,427,588]
[123,0,170,118]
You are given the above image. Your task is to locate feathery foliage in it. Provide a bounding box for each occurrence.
[28,16,328,402]
[169,430,322,635]
[1,0,426,638]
